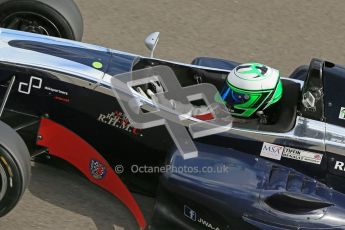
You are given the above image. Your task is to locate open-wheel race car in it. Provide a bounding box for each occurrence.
[0,5,345,229]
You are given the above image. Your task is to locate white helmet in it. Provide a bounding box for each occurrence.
[220,62,283,117]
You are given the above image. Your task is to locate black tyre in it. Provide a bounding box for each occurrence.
[0,121,30,216]
[0,0,83,41]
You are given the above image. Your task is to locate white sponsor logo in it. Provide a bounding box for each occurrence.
[260,142,283,160]
[18,76,42,94]
[339,107,345,120]
[183,205,221,230]
[334,161,345,171]
[260,143,323,165]
[282,147,323,165]
[198,218,220,230]
[44,86,68,96]
[18,76,68,96]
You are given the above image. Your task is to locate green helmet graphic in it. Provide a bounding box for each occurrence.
[220,62,283,118]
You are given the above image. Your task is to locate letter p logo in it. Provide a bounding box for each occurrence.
[18,76,42,94]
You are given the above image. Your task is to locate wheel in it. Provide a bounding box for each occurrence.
[0,0,83,41]
[0,121,31,216]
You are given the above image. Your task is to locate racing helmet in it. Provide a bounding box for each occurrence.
[220,62,283,118]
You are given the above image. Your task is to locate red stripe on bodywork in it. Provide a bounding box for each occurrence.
[36,118,146,229]
[193,112,214,121]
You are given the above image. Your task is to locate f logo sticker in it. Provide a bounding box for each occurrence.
[184,205,197,221]
[18,76,42,94]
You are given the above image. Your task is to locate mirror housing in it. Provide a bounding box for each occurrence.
[302,91,316,109]
[145,32,160,58]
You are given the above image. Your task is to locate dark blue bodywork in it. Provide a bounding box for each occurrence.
[152,143,345,229]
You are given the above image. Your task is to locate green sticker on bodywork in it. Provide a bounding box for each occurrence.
[92,61,103,69]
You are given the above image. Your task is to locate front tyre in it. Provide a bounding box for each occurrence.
[0,0,83,41]
[0,121,30,216]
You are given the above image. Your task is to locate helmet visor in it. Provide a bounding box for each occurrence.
[220,84,265,117]
[220,84,250,106]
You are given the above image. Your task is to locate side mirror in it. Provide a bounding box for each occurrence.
[144,32,160,58]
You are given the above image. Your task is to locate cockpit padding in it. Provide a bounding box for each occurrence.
[233,79,301,133]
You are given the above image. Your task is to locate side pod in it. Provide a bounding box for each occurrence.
[36,118,146,229]
[151,143,345,230]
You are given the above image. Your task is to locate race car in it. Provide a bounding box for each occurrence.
[0,26,345,229]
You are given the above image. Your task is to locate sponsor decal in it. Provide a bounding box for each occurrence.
[89,159,107,179]
[97,111,143,136]
[44,86,68,96]
[54,96,70,103]
[183,205,221,230]
[339,107,345,120]
[334,160,345,171]
[18,76,42,94]
[92,61,103,69]
[260,142,323,165]
[260,142,283,160]
[18,76,69,97]
[184,205,197,221]
[282,147,323,165]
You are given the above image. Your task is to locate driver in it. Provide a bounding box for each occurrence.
[220,62,283,124]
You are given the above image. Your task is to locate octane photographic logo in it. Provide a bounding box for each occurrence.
[97,111,143,136]
[18,76,42,94]
[89,159,107,180]
[110,65,232,159]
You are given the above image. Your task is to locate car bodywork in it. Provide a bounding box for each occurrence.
[0,28,345,229]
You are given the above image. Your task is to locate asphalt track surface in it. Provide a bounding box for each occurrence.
[2,0,345,229]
